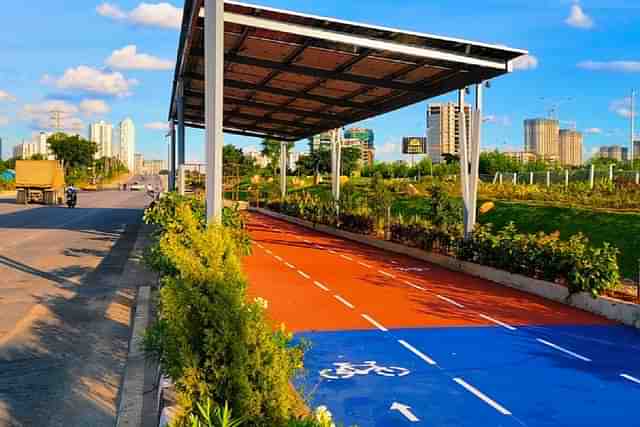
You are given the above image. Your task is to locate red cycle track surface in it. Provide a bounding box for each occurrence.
[243,212,611,333]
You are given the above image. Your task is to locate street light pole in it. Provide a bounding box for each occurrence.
[632,89,636,165]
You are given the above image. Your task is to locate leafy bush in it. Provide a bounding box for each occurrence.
[144,202,305,426]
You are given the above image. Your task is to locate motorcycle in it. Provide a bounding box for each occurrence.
[66,188,77,208]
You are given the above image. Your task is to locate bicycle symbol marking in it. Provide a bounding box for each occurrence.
[319,361,411,380]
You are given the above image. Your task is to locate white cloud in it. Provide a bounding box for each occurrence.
[79,99,110,116]
[577,60,640,73]
[484,115,512,126]
[0,116,9,126]
[0,90,16,102]
[609,98,637,119]
[145,121,170,131]
[377,142,401,155]
[96,2,127,20]
[511,54,538,71]
[19,100,84,131]
[584,127,602,134]
[48,66,138,97]
[106,45,174,71]
[97,2,183,30]
[566,3,594,29]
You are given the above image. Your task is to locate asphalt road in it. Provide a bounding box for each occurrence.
[0,177,155,427]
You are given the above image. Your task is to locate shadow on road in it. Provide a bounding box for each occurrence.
[0,222,141,427]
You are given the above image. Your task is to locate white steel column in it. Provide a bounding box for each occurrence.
[170,123,176,191]
[466,84,483,238]
[177,79,186,168]
[590,164,595,189]
[631,89,636,163]
[336,129,342,201]
[458,89,471,238]
[205,0,224,223]
[280,142,287,199]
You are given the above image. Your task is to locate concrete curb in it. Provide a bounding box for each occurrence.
[116,224,159,427]
[251,207,640,329]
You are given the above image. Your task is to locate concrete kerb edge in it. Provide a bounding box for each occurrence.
[250,207,640,329]
[116,223,158,427]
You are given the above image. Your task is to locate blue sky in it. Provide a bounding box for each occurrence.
[0,0,638,162]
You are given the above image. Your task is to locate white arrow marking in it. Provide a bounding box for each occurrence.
[390,402,420,422]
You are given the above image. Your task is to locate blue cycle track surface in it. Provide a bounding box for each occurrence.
[295,324,640,427]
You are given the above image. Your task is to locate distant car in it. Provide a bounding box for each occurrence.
[130,183,145,191]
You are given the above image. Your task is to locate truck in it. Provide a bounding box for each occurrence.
[15,160,65,205]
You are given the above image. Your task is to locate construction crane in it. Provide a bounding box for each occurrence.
[540,97,573,120]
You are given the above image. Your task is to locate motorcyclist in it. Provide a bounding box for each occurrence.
[66,184,78,207]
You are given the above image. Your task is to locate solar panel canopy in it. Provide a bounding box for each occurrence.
[170,0,527,141]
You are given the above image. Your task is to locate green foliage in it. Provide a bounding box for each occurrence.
[182,400,247,427]
[144,202,304,426]
[48,132,97,173]
[426,184,462,226]
[224,145,257,177]
[261,138,294,176]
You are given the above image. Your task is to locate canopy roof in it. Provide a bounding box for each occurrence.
[170,0,527,141]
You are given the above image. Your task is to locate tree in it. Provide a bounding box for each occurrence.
[341,146,362,176]
[48,133,97,174]
[30,153,46,160]
[223,144,257,177]
[260,138,294,175]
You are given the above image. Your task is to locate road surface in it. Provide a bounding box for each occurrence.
[0,178,154,427]
[244,212,640,427]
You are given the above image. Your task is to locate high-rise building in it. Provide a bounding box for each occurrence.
[89,120,113,159]
[634,139,640,160]
[344,127,375,149]
[134,153,144,175]
[310,132,332,152]
[558,130,583,167]
[13,141,38,159]
[119,118,135,172]
[427,103,472,163]
[0,137,3,161]
[343,138,375,166]
[142,160,167,175]
[599,145,629,161]
[524,119,559,161]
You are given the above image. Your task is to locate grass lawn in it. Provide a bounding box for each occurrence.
[479,201,640,280]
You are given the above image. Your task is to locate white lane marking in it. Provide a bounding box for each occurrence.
[256,243,264,249]
[390,402,420,423]
[266,249,273,255]
[334,295,355,309]
[361,314,388,332]
[304,239,312,243]
[453,378,512,416]
[479,314,517,331]
[341,254,354,261]
[358,261,372,269]
[378,270,396,279]
[398,340,437,365]
[436,294,465,308]
[536,339,592,362]
[328,249,337,254]
[621,373,640,385]
[315,244,324,250]
[314,281,329,291]
[274,255,283,262]
[285,262,296,269]
[298,271,310,279]
[404,281,425,291]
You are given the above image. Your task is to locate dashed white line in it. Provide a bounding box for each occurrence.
[537,339,592,362]
[453,378,512,416]
[274,255,283,262]
[361,314,388,332]
[314,244,324,250]
[285,262,296,269]
[304,239,312,243]
[378,270,396,279]
[266,250,273,255]
[341,255,354,261]
[404,280,426,291]
[256,243,264,249]
[298,271,310,279]
[314,281,329,291]
[398,340,437,365]
[358,261,372,269]
[621,373,640,385]
[479,314,517,331]
[436,295,465,308]
[334,295,355,309]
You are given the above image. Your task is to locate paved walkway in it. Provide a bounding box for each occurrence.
[244,212,640,427]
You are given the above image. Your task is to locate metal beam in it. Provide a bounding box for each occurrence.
[177,80,186,167]
[224,12,508,70]
[225,54,435,94]
[224,97,346,123]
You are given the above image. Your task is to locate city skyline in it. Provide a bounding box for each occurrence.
[0,1,638,163]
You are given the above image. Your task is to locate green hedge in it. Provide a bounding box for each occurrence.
[143,195,346,427]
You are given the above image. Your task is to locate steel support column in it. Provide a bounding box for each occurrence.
[205,0,225,222]
[467,84,483,237]
[170,123,176,191]
[177,79,186,168]
[458,89,471,238]
[280,142,287,199]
